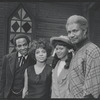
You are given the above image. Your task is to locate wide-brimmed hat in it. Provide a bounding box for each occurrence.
[50,35,73,49]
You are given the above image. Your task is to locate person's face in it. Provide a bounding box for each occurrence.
[66,23,86,44]
[35,48,47,63]
[15,38,29,56]
[55,45,68,59]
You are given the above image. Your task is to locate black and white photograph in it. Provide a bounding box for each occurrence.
[0,1,100,99]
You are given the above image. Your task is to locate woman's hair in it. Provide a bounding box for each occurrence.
[52,41,73,69]
[29,38,52,62]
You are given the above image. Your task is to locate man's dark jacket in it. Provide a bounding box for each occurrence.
[0,52,34,98]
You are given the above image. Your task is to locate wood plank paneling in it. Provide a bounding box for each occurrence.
[0,2,20,77]
[35,2,82,39]
[0,2,86,75]
[90,4,100,47]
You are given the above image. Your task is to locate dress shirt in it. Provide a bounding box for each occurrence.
[18,53,28,67]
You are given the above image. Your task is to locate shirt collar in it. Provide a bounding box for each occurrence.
[75,37,89,51]
[18,52,28,59]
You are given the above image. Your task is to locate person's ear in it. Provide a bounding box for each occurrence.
[83,29,87,37]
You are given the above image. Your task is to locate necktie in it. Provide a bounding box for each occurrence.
[19,56,25,67]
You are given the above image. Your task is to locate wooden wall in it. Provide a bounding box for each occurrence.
[89,3,100,47]
[0,2,90,76]
[34,2,83,39]
[0,2,20,75]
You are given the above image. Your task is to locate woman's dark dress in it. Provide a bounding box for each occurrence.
[25,64,52,98]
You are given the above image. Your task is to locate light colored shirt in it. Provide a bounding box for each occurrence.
[57,61,66,77]
[18,52,28,67]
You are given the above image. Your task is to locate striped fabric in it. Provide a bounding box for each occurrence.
[68,42,100,98]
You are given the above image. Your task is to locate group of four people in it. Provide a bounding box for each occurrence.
[0,15,100,99]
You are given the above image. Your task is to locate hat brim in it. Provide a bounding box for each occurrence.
[13,34,30,45]
[50,36,70,45]
[50,36,73,49]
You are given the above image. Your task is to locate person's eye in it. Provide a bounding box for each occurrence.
[55,48,58,51]
[60,48,63,50]
[17,45,21,48]
[23,43,28,46]
[73,30,78,33]
[67,31,71,34]
[42,50,46,53]
[36,51,39,54]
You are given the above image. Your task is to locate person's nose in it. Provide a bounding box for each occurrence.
[39,52,43,56]
[21,45,25,49]
[56,49,60,54]
[69,32,75,38]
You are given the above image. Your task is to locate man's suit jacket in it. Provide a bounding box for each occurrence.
[0,51,34,98]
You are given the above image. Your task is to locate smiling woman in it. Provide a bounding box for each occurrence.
[22,38,52,99]
[50,35,74,98]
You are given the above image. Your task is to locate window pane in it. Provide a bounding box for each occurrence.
[11,20,21,32]
[9,6,32,53]
[22,21,32,33]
